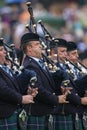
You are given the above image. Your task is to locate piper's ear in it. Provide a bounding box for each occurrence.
[26,45,31,52]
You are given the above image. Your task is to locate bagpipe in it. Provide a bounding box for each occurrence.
[76,60,87,75]
[64,58,82,80]
[64,58,87,80]
[26,2,60,72]
[0,38,24,74]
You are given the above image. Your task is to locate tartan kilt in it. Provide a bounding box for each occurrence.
[27,115,46,130]
[0,111,18,130]
[54,114,74,130]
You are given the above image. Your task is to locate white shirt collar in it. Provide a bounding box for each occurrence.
[0,64,3,68]
[30,57,40,63]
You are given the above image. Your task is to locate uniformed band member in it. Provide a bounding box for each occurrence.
[0,39,38,130]
[66,41,87,130]
[67,41,87,97]
[50,38,87,98]
[67,41,83,79]
[50,38,87,130]
[20,32,69,130]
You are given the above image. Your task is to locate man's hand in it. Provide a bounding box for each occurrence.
[61,86,72,95]
[58,95,69,103]
[22,95,34,104]
[27,86,38,97]
[81,97,87,105]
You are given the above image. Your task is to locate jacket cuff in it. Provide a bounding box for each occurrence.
[67,92,81,105]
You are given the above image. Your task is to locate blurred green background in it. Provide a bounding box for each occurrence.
[0,1,5,7]
[0,0,87,7]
